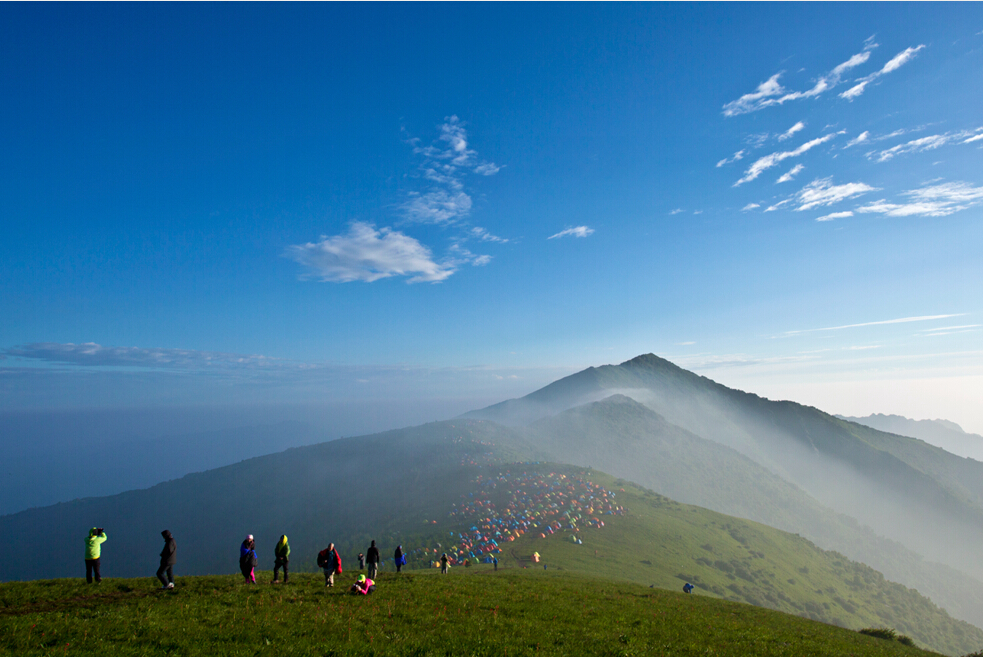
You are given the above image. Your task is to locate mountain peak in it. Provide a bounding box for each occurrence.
[619,353,677,370]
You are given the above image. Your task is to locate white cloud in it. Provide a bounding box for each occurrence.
[742,203,761,211]
[795,178,877,211]
[845,131,870,148]
[783,314,964,336]
[676,341,696,346]
[723,45,873,116]
[777,164,805,183]
[871,134,951,162]
[548,226,595,239]
[470,226,508,243]
[473,163,502,175]
[815,211,854,222]
[764,199,793,212]
[402,116,500,225]
[402,190,473,224]
[716,150,746,167]
[856,181,983,217]
[869,128,983,161]
[778,122,806,141]
[736,132,841,185]
[285,222,455,283]
[840,45,925,100]
[670,208,684,215]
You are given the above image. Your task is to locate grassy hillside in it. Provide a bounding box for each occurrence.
[3,420,982,654]
[0,571,950,657]
[430,464,983,656]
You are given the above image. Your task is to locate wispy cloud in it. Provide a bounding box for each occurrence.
[735,132,842,185]
[777,164,805,183]
[917,324,981,338]
[723,44,874,116]
[778,122,806,141]
[548,226,595,240]
[469,226,508,243]
[840,45,925,100]
[815,211,854,222]
[856,181,983,217]
[2,343,287,370]
[716,150,745,167]
[782,314,964,336]
[402,116,500,224]
[795,178,877,211]
[285,222,456,283]
[867,128,982,162]
[764,199,793,212]
[670,208,684,215]
[741,203,760,211]
[844,131,870,148]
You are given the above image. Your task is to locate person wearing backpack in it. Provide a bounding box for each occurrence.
[84,527,107,583]
[317,542,341,587]
[394,545,405,573]
[239,535,258,584]
[272,535,290,584]
[157,530,176,589]
[366,540,380,579]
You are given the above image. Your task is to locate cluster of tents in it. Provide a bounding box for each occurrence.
[440,470,627,566]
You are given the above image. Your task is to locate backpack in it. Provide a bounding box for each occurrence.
[317,548,342,573]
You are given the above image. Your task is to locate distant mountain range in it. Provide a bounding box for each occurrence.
[4,354,983,652]
[839,413,983,462]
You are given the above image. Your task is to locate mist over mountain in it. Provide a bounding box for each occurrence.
[840,413,983,463]
[465,355,983,585]
[513,393,983,630]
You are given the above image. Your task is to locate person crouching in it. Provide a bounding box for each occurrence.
[349,574,376,595]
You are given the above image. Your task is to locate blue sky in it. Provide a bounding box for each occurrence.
[2,4,982,433]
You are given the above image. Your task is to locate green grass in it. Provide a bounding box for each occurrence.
[0,570,941,657]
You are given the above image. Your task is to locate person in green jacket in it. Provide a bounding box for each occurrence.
[84,527,107,583]
[272,535,290,584]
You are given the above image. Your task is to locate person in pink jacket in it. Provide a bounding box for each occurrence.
[349,574,376,595]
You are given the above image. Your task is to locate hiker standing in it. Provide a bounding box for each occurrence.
[84,527,107,583]
[357,552,365,570]
[157,530,176,589]
[272,535,290,584]
[493,556,498,571]
[440,552,449,574]
[317,542,341,587]
[366,540,380,579]
[394,545,405,573]
[239,535,258,584]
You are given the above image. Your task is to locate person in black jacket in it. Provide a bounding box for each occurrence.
[366,540,380,579]
[157,530,176,589]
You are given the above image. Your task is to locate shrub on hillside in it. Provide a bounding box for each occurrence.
[859,627,897,640]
